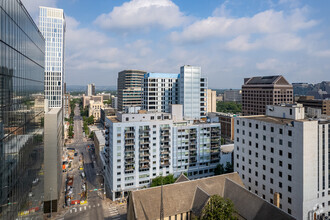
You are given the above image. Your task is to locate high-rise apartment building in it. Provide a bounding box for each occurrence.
[87,83,96,96]
[242,75,293,116]
[142,73,179,112]
[234,104,330,219]
[117,70,146,111]
[0,1,45,219]
[102,105,220,200]
[207,89,217,112]
[179,65,207,120]
[39,6,66,108]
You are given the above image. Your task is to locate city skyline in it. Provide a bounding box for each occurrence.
[21,0,330,89]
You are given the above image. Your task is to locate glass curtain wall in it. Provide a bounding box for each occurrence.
[0,0,45,219]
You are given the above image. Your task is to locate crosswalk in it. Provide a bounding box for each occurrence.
[67,203,100,214]
[107,206,120,220]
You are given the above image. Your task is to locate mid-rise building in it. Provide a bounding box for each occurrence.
[0,1,45,218]
[83,95,103,108]
[179,65,207,120]
[117,70,146,111]
[297,96,330,116]
[111,96,118,109]
[63,93,71,119]
[234,104,330,219]
[207,89,217,113]
[102,105,221,200]
[224,89,242,102]
[142,73,179,112]
[89,99,104,121]
[87,83,96,96]
[242,75,293,116]
[39,6,66,108]
[44,107,63,213]
[209,112,236,142]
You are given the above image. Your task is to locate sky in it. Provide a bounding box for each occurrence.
[21,0,330,89]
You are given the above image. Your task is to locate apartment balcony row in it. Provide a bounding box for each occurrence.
[161,131,170,136]
[125,134,135,139]
[161,126,170,131]
[125,147,135,152]
[139,127,150,132]
[125,141,135,146]
[189,130,197,134]
[139,146,150,151]
[139,159,150,163]
[139,164,150,170]
[125,160,135,165]
[211,138,219,143]
[139,152,150,157]
[139,140,150,145]
[189,147,197,151]
[125,152,135,157]
[139,133,150,138]
[160,145,170,149]
[125,128,135,133]
[125,165,135,171]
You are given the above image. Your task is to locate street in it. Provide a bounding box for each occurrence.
[58,105,126,220]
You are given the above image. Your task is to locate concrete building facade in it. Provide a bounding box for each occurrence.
[297,96,330,116]
[224,89,242,102]
[242,75,293,116]
[102,105,221,200]
[44,107,63,213]
[117,70,146,111]
[207,89,217,113]
[142,73,180,112]
[89,99,104,121]
[234,104,330,219]
[39,7,66,108]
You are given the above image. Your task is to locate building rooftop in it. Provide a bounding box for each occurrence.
[244,75,291,86]
[145,73,180,78]
[240,115,307,125]
[128,173,294,220]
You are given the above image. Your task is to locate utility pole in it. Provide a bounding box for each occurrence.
[50,187,52,218]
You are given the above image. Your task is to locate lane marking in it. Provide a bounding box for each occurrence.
[84,206,87,210]
[80,207,82,211]
[70,209,72,213]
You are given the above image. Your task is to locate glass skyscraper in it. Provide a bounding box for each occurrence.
[39,7,66,108]
[0,0,45,219]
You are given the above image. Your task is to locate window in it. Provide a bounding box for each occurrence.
[279,182,282,188]
[288,152,292,159]
[279,171,282,177]
[288,164,292,170]
[288,197,292,204]
[288,141,292,148]
[270,178,273,184]
[270,168,274,173]
[271,137,274,143]
[263,145,266,151]
[288,209,291,214]
[279,161,283,167]
[288,175,292,181]
[237,120,240,125]
[263,174,266,180]
[279,139,283,145]
[279,150,283,156]
[271,147,274,153]
[263,125,266,131]
[263,135,266,141]
[288,130,292,136]
[271,127,274,132]
[249,123,252,128]
[288,186,292,192]
[270,188,273,194]
[270,158,274,163]
[256,124,259,129]
[279,128,283,134]
[263,165,266,170]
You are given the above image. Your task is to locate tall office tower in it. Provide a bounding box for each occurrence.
[234,104,330,219]
[87,83,96,96]
[102,105,221,200]
[242,75,293,116]
[207,89,217,113]
[142,73,180,112]
[179,65,207,120]
[39,6,66,108]
[0,1,45,219]
[117,70,146,111]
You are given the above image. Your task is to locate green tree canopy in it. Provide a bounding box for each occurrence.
[150,174,176,187]
[216,101,241,114]
[201,195,237,220]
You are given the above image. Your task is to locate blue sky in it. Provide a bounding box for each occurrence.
[22,0,330,89]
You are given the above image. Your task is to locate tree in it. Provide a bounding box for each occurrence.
[216,101,241,114]
[214,164,225,175]
[150,174,176,187]
[201,195,237,220]
[224,162,233,173]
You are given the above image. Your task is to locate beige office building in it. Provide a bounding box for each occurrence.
[207,89,217,113]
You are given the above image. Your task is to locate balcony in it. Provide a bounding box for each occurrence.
[189,130,197,134]
[139,127,150,132]
[125,141,135,146]
[125,165,134,171]
[161,126,170,131]
[125,134,135,139]
[139,158,150,163]
[139,152,150,157]
[139,164,150,169]
[139,133,150,138]
[161,138,170,142]
[125,128,135,133]
[125,160,135,165]
[125,146,135,152]
[139,140,150,145]
[139,146,149,151]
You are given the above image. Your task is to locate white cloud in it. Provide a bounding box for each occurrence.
[94,0,189,32]
[170,7,317,43]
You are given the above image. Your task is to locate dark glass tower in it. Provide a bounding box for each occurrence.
[0,0,45,219]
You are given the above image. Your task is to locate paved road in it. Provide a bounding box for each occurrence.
[62,105,104,220]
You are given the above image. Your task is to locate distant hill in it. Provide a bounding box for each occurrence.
[67,85,117,93]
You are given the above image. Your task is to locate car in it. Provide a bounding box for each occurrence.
[74,152,78,156]
[32,178,39,185]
